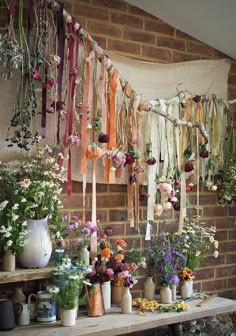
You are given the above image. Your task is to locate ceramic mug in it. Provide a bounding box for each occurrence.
[28,291,56,323]
[15,303,30,326]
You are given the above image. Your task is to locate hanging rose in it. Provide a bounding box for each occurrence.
[46,79,56,89]
[125,153,135,165]
[170,196,178,205]
[98,132,109,143]
[159,182,172,194]
[68,133,82,146]
[186,183,194,192]
[210,185,217,191]
[134,165,144,174]
[173,202,180,211]
[184,162,194,172]
[86,143,103,160]
[154,204,163,216]
[33,69,41,81]
[112,151,126,168]
[199,140,209,158]
[139,194,145,202]
[129,146,141,160]
[146,157,156,165]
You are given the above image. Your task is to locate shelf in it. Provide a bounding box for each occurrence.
[0,266,54,284]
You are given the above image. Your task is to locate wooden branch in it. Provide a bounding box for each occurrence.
[141,100,209,140]
[46,0,209,139]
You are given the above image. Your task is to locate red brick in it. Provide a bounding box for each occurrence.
[226,254,236,264]
[228,86,236,99]
[228,75,236,86]
[189,194,217,205]
[124,29,155,44]
[108,39,141,55]
[142,46,172,62]
[145,19,174,36]
[215,218,235,229]
[59,193,84,208]
[220,241,236,253]
[87,21,123,38]
[69,210,108,223]
[156,36,185,51]
[173,51,200,63]
[90,35,107,49]
[126,223,146,235]
[227,277,236,289]
[221,289,236,300]
[92,0,127,11]
[196,268,214,280]
[185,207,203,218]
[109,210,127,222]
[203,207,228,217]
[108,184,127,192]
[127,5,157,19]
[96,194,126,208]
[229,207,236,217]
[186,41,214,58]
[202,279,227,292]
[214,230,227,241]
[175,29,198,41]
[216,265,236,278]
[74,4,109,21]
[102,223,125,236]
[111,12,143,29]
[200,255,225,267]
[213,49,231,60]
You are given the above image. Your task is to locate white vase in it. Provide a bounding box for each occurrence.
[180,281,191,300]
[61,309,76,327]
[78,246,90,265]
[188,280,193,296]
[19,217,52,268]
[121,287,132,314]
[160,286,172,304]
[144,277,155,300]
[101,281,111,310]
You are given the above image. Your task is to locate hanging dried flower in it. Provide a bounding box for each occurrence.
[184,162,194,172]
[86,143,103,160]
[98,132,109,143]
[111,151,126,168]
[125,153,135,165]
[146,157,156,165]
[129,173,136,185]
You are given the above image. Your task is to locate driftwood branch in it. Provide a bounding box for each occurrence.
[47,0,209,139]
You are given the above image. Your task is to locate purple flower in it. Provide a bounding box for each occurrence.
[66,224,75,233]
[175,251,186,259]
[171,275,180,285]
[165,251,173,262]
[82,227,91,236]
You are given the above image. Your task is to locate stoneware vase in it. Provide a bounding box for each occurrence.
[19,217,52,268]
[28,291,56,323]
[78,246,90,265]
[180,281,192,300]
[0,299,16,331]
[101,281,111,310]
[160,286,172,304]
[61,308,76,327]
[144,277,155,300]
[121,287,132,314]
[171,284,177,301]
[2,250,15,272]
[13,287,26,304]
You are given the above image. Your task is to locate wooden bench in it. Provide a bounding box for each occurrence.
[5,296,236,336]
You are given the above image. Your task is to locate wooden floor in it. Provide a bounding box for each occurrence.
[3,296,236,336]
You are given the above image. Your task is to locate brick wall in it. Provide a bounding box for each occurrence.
[0,0,236,300]
[60,0,236,299]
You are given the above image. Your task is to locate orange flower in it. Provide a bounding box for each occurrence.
[115,239,127,247]
[101,247,110,259]
[114,253,124,262]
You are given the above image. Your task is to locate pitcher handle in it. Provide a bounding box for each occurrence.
[28,294,37,318]
[14,303,23,319]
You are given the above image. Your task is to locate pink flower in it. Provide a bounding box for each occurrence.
[47,79,56,89]
[33,69,40,80]
[112,151,126,168]
[100,233,107,240]
[74,238,81,246]
[71,215,79,221]
[60,238,66,249]
[85,221,98,233]
[159,182,172,194]
[82,227,91,236]
[53,55,61,65]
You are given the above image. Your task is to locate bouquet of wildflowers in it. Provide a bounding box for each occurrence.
[154,231,186,287]
[179,267,195,281]
[67,215,99,249]
[181,216,218,271]
[48,257,90,310]
[86,255,114,285]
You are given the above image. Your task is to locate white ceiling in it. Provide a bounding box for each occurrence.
[126,0,236,59]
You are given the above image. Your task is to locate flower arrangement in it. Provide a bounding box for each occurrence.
[66,216,99,249]
[153,231,186,287]
[49,257,90,310]
[180,216,218,271]
[179,267,195,282]
[86,255,114,285]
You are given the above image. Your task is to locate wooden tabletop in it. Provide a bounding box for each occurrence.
[2,296,236,336]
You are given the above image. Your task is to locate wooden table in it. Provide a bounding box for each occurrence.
[2,296,236,336]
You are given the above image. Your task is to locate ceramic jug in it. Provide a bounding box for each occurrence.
[15,303,30,326]
[0,299,16,331]
[28,291,56,323]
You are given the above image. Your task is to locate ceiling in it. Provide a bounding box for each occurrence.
[126,0,236,59]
